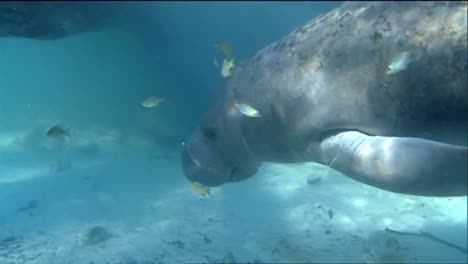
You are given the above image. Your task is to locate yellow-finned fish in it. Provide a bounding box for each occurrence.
[234,103,261,118]
[215,42,232,57]
[191,182,212,197]
[386,51,411,75]
[221,58,235,77]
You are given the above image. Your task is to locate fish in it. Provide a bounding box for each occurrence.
[141,96,165,108]
[46,125,70,139]
[191,181,212,198]
[213,57,219,68]
[386,51,411,75]
[221,58,235,77]
[215,42,232,57]
[234,103,261,118]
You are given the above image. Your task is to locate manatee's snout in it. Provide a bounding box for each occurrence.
[181,126,259,187]
[181,145,227,187]
[180,130,232,187]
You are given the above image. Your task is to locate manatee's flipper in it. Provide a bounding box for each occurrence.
[319,131,467,197]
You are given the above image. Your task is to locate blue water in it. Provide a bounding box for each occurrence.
[0,2,466,264]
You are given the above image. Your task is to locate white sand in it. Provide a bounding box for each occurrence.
[0,131,466,264]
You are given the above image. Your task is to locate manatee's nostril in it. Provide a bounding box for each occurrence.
[202,126,217,141]
[230,166,238,180]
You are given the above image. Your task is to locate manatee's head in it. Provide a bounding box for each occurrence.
[181,126,259,187]
[181,101,259,187]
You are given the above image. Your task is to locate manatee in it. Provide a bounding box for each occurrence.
[181,1,468,197]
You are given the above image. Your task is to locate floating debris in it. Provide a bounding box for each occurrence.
[80,225,113,246]
[221,58,235,77]
[46,125,70,139]
[233,103,261,118]
[386,51,411,75]
[141,96,165,108]
[191,182,212,198]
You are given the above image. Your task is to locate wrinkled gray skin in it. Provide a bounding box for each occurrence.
[182,1,468,197]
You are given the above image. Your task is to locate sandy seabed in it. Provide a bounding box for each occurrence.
[0,130,466,264]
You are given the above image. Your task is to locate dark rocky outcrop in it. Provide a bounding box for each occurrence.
[0,1,119,39]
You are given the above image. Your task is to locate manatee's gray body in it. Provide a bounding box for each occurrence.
[182,1,468,197]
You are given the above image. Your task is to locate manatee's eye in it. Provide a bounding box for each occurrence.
[201,126,217,141]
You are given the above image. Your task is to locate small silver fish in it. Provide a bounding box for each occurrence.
[141,96,165,108]
[234,103,261,117]
[386,51,411,75]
